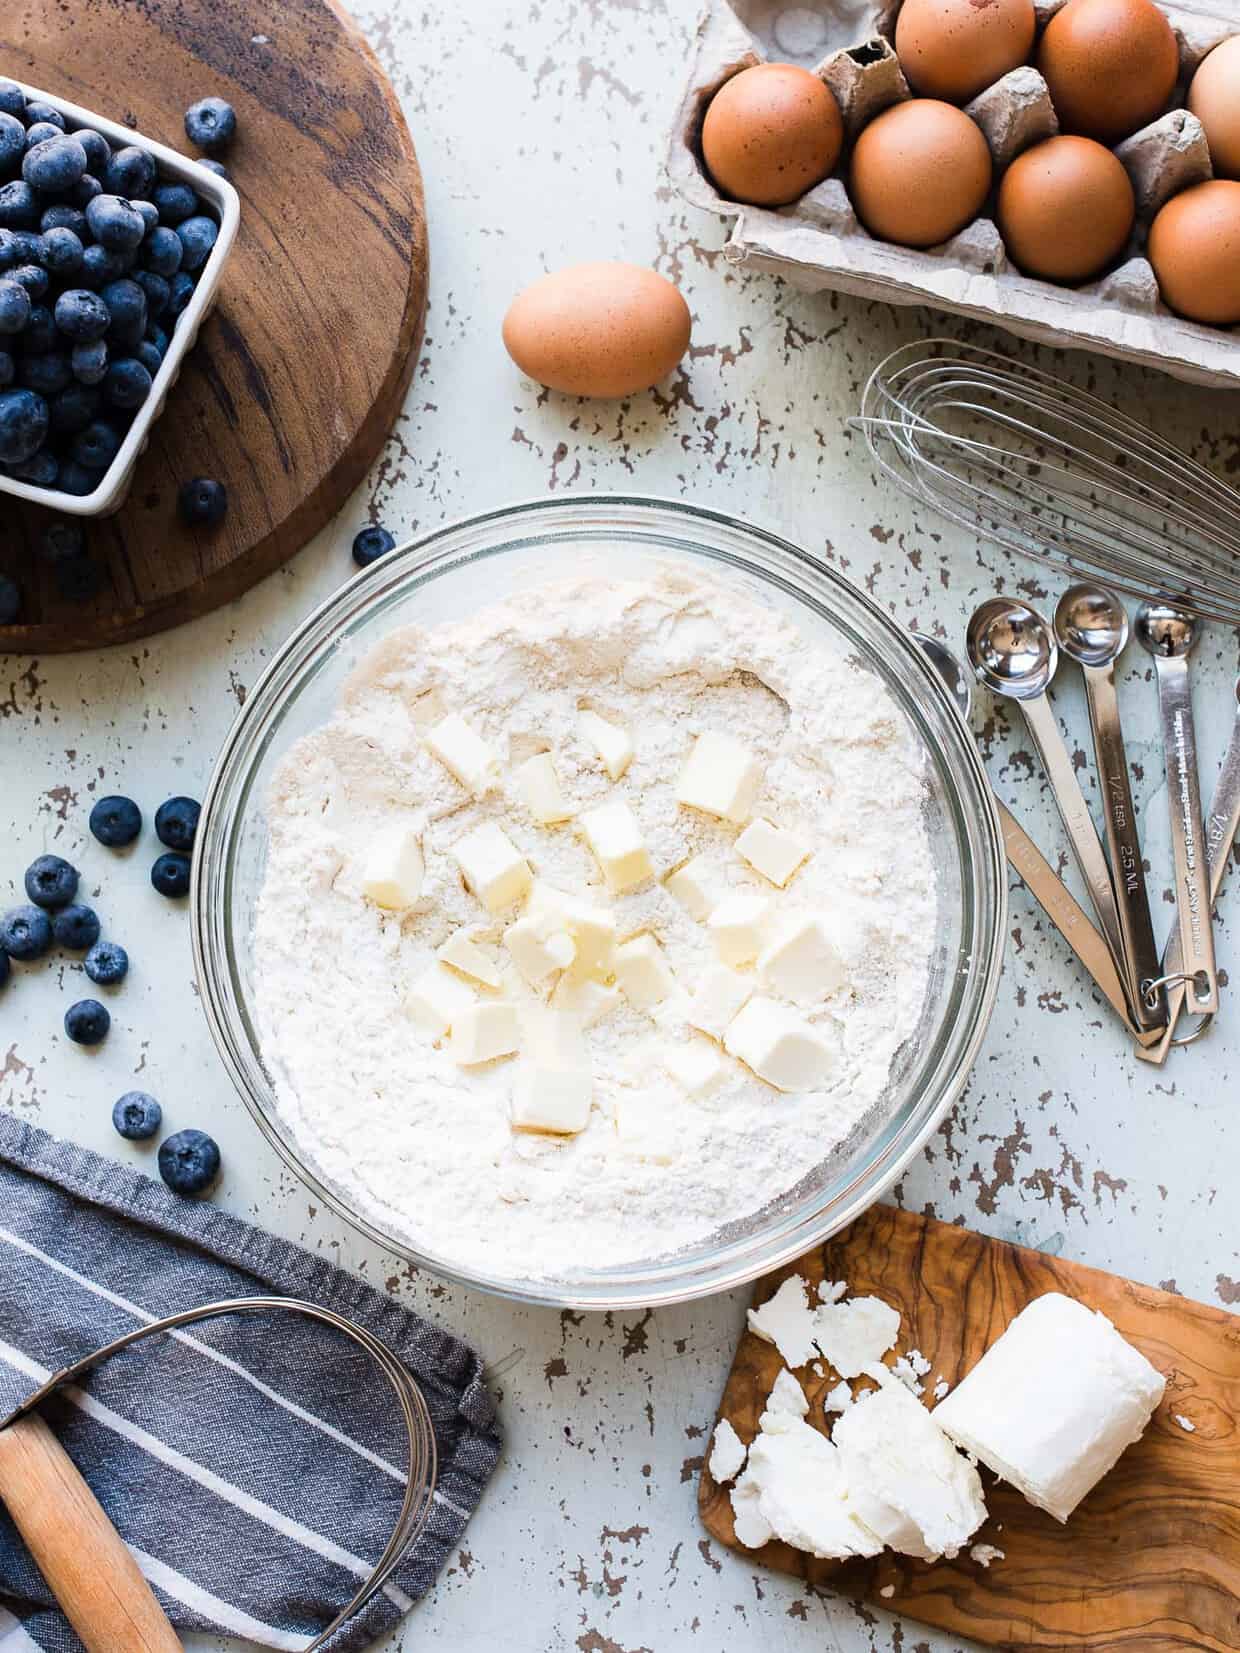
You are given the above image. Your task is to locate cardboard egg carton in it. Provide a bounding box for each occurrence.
[668,0,1239,388]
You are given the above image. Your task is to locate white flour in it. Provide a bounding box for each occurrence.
[254,567,937,1280]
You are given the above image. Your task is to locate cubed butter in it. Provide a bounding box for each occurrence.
[426,712,499,796]
[405,963,476,1038]
[449,1001,521,1065]
[550,972,621,1026]
[438,929,502,989]
[515,751,574,825]
[530,882,617,981]
[676,731,762,824]
[663,1039,724,1096]
[686,964,754,1040]
[664,855,719,921]
[504,908,576,985]
[614,933,676,1008]
[511,1058,593,1135]
[759,916,848,1003]
[708,892,772,967]
[736,818,811,888]
[453,823,533,913]
[361,823,424,910]
[579,800,653,893]
[578,710,634,781]
[724,996,836,1092]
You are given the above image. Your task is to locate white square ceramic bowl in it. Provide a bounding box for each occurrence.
[0,79,241,517]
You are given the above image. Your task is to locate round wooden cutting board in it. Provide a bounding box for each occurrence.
[0,0,427,653]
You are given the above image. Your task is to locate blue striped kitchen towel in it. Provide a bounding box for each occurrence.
[0,1111,501,1653]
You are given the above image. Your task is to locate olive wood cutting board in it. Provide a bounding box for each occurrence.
[0,0,427,651]
[699,1205,1240,1652]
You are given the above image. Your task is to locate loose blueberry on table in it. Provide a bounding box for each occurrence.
[64,997,109,1045]
[51,902,100,950]
[89,792,142,846]
[178,476,227,526]
[154,795,200,852]
[184,97,236,154]
[84,938,128,985]
[151,851,191,898]
[23,852,78,908]
[352,525,396,567]
[112,1091,161,1141]
[0,905,52,960]
[158,1128,220,1195]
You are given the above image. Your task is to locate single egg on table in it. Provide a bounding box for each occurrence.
[502,262,691,398]
[1037,0,1179,145]
[895,0,1037,104]
[997,135,1135,282]
[1188,35,1240,181]
[849,100,992,249]
[701,62,843,207]
[1147,180,1240,327]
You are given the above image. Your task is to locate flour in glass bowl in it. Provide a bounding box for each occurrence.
[254,567,937,1281]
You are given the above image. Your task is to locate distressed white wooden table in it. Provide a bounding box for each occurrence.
[3,3,1238,1649]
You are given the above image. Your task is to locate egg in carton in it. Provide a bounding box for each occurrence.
[667,0,1239,388]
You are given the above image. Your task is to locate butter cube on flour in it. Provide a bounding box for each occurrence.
[530,882,616,981]
[724,997,835,1092]
[504,908,576,985]
[759,915,848,1003]
[614,933,675,1008]
[515,752,574,825]
[708,892,772,967]
[578,710,634,781]
[663,1039,724,1096]
[449,1002,521,1065]
[426,712,499,796]
[579,801,653,893]
[453,823,532,913]
[664,855,719,921]
[438,929,502,989]
[361,823,424,910]
[550,972,621,1026]
[406,963,476,1038]
[676,731,762,824]
[736,818,811,888]
[511,1009,593,1135]
[687,964,754,1040]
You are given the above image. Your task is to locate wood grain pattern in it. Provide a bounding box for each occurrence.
[0,1414,183,1650]
[700,1206,1240,1652]
[0,0,427,652]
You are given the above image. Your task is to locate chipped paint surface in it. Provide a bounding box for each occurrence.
[3,3,1239,1649]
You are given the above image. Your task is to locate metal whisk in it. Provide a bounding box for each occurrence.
[854,340,1240,628]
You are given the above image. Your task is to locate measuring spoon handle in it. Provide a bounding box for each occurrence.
[1154,655,1218,1015]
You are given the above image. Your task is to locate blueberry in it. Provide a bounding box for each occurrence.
[0,278,30,334]
[177,477,226,527]
[0,350,12,387]
[0,112,24,173]
[7,231,42,266]
[99,277,146,341]
[23,122,63,153]
[144,322,168,358]
[0,230,15,271]
[175,215,217,273]
[158,1128,220,1195]
[184,98,236,153]
[6,447,56,487]
[86,939,129,985]
[72,173,102,207]
[0,388,48,463]
[0,574,18,624]
[8,263,47,301]
[75,129,110,176]
[0,904,52,959]
[0,182,39,230]
[155,795,200,850]
[42,518,84,561]
[0,82,25,121]
[196,158,228,180]
[134,339,161,376]
[133,271,169,319]
[40,226,82,277]
[49,382,101,433]
[53,547,102,591]
[23,103,64,131]
[151,850,191,896]
[153,183,198,226]
[70,419,121,470]
[103,146,156,201]
[351,525,396,566]
[22,134,86,193]
[52,902,100,949]
[0,947,8,987]
[41,204,87,237]
[104,356,150,409]
[79,243,124,287]
[89,793,140,845]
[142,226,182,279]
[54,287,109,343]
[68,340,108,390]
[167,271,195,317]
[22,304,55,353]
[112,1091,160,1140]
[84,194,145,253]
[64,997,109,1045]
[55,465,99,503]
[24,853,79,908]
[20,353,71,396]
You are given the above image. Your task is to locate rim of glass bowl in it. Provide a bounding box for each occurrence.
[192,493,1006,1310]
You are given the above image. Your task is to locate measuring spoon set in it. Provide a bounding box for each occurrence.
[918,586,1240,1063]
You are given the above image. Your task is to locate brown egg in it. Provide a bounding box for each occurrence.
[895,0,1037,104]
[502,263,691,399]
[701,63,843,207]
[1037,0,1179,145]
[1188,36,1240,181]
[1148,180,1240,326]
[849,100,993,248]
[997,136,1134,282]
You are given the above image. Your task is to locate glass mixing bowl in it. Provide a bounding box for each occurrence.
[193,496,1006,1309]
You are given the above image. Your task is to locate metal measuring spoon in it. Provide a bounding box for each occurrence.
[1134,604,1219,1016]
[914,632,1135,1033]
[1054,586,1164,1031]
[1137,673,1240,1063]
[966,598,1129,1001]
